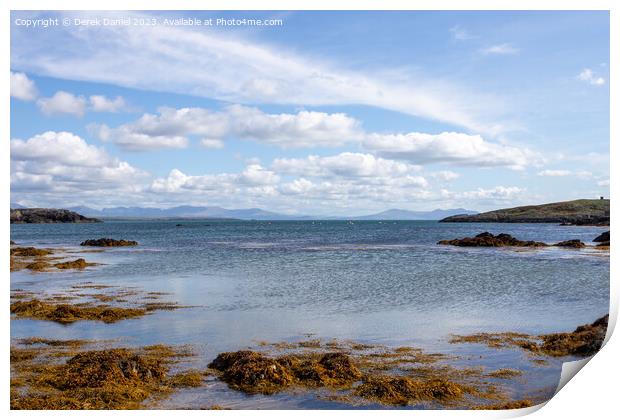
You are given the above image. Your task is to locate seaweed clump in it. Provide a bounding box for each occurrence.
[208,350,362,394]
[11,247,54,257]
[450,314,608,358]
[474,399,534,410]
[538,314,608,357]
[11,343,196,409]
[53,259,97,270]
[354,376,471,406]
[80,238,138,247]
[10,299,147,324]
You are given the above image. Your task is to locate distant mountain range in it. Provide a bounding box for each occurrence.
[31,205,473,221]
[10,203,477,221]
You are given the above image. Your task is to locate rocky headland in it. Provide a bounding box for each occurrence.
[440,199,609,225]
[11,208,101,224]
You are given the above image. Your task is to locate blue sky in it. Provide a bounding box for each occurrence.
[10,10,609,215]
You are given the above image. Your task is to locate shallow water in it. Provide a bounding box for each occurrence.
[10,220,610,409]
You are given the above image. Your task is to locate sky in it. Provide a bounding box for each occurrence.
[10,10,610,216]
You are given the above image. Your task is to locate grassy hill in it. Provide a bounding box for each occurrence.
[439,199,609,224]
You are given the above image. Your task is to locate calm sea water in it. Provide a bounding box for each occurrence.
[10,220,610,408]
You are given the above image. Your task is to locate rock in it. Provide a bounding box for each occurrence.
[11,208,101,224]
[553,239,586,248]
[80,238,138,247]
[593,231,610,243]
[438,232,548,247]
[539,314,608,357]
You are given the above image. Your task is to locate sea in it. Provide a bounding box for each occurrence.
[10,220,610,409]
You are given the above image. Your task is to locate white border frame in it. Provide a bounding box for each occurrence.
[2,2,616,419]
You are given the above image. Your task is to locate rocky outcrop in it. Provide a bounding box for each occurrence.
[11,208,101,224]
[539,314,608,357]
[593,231,610,243]
[440,199,609,224]
[80,238,138,247]
[438,232,548,247]
[554,239,586,248]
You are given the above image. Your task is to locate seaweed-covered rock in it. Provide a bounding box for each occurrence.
[553,239,586,248]
[54,259,96,270]
[539,314,608,357]
[52,349,166,389]
[208,350,362,394]
[209,351,292,394]
[80,238,138,247]
[438,232,548,247]
[593,231,610,243]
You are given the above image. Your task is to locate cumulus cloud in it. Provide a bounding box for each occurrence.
[10,131,147,198]
[480,44,520,55]
[363,131,537,169]
[37,91,87,116]
[89,95,127,112]
[94,105,362,151]
[272,153,422,180]
[11,11,512,136]
[10,71,38,101]
[150,164,279,194]
[577,68,605,86]
[597,179,610,187]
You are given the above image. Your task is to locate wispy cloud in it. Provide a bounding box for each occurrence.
[577,68,605,86]
[449,25,476,41]
[11,11,512,136]
[480,43,520,55]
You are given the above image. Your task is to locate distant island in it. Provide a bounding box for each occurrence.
[440,199,609,225]
[10,208,101,224]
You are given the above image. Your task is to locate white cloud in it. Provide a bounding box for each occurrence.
[480,44,519,55]
[537,169,571,177]
[597,179,609,187]
[449,25,475,41]
[89,95,127,112]
[273,153,423,180]
[11,11,511,136]
[441,186,525,201]
[150,164,279,194]
[363,131,537,169]
[37,91,87,116]
[432,170,460,181]
[577,68,605,86]
[95,105,362,151]
[11,131,147,197]
[10,71,37,101]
